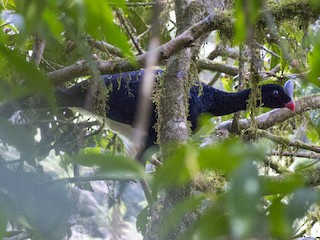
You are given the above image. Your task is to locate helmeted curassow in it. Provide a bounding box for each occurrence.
[56,70,295,162]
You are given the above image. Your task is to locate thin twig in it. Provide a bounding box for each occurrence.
[115,9,144,55]
[263,157,287,174]
[255,42,281,58]
[259,129,320,154]
[271,150,320,159]
[86,37,124,57]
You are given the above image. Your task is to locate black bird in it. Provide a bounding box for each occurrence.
[56,70,295,160]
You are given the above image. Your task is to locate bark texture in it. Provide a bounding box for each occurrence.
[146,1,232,239]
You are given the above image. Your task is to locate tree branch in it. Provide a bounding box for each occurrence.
[261,168,320,196]
[48,12,230,85]
[115,8,144,55]
[86,38,124,57]
[47,1,320,85]
[197,59,238,76]
[207,43,242,60]
[215,93,320,132]
[259,129,320,154]
[31,35,46,66]
[271,150,320,159]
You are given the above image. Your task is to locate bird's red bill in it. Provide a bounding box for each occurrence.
[285,100,295,112]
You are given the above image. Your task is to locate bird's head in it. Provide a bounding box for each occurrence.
[261,79,295,111]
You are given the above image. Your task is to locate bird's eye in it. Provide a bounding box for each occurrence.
[272,90,279,97]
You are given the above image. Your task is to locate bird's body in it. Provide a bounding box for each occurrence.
[56,70,295,160]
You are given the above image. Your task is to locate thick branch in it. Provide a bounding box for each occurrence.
[197,59,238,76]
[207,44,241,60]
[48,12,230,85]
[216,93,320,132]
[47,1,320,85]
[31,36,46,66]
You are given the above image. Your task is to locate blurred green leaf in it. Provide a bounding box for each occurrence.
[261,174,304,196]
[309,109,320,137]
[287,189,318,222]
[266,188,317,239]
[152,144,192,190]
[228,161,262,238]
[153,139,264,190]
[0,119,36,162]
[308,33,320,87]
[72,149,146,180]
[84,0,132,56]
[268,197,291,238]
[234,0,246,43]
[136,206,149,236]
[161,195,206,239]
[270,44,280,70]
[234,0,263,43]
[0,44,54,105]
[1,0,16,10]
[182,195,229,239]
[42,8,64,41]
[15,0,46,38]
[0,168,76,239]
[306,127,319,144]
[221,77,233,92]
[198,140,264,173]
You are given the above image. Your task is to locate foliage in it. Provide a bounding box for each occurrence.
[0,0,319,239]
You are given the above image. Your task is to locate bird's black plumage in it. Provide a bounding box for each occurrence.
[56,70,295,159]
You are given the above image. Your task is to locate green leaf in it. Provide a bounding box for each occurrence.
[287,189,318,222]
[160,195,207,240]
[268,197,291,238]
[0,169,76,239]
[306,127,319,144]
[72,149,146,180]
[266,188,317,239]
[234,0,263,43]
[153,139,264,190]
[270,44,280,70]
[261,174,304,196]
[136,206,149,236]
[234,0,246,43]
[0,44,54,105]
[308,33,320,87]
[152,144,192,190]
[0,119,36,162]
[198,139,264,173]
[84,0,132,56]
[181,195,229,239]
[309,109,320,136]
[42,8,64,41]
[228,161,262,239]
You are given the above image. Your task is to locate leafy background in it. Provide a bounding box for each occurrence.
[0,0,320,239]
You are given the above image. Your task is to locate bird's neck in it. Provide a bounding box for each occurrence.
[209,88,251,116]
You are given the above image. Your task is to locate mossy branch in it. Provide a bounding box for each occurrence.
[47,0,320,85]
[258,129,320,153]
[215,93,320,132]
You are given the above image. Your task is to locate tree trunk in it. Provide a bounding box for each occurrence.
[145,0,232,239]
